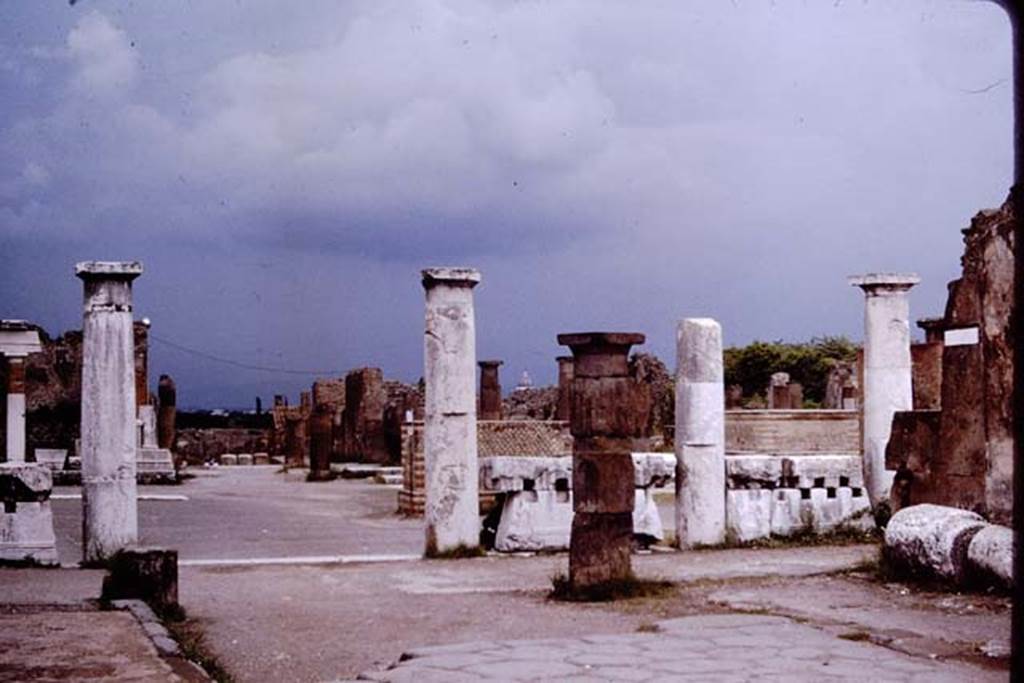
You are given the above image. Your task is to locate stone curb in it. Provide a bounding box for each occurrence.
[109,599,211,681]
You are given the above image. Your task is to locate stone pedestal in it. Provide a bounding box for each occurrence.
[558,332,649,588]
[422,268,481,555]
[77,261,143,564]
[477,360,503,420]
[556,356,574,421]
[849,273,919,507]
[156,374,176,451]
[308,406,334,481]
[0,463,58,566]
[675,319,726,548]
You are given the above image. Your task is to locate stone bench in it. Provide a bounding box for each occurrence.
[724,454,873,543]
[0,463,59,566]
[480,453,676,552]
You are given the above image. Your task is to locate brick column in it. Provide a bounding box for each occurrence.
[477,360,503,420]
[558,332,649,588]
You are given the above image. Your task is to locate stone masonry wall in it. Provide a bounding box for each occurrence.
[724,410,860,454]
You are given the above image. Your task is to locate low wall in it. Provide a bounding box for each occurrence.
[725,410,860,454]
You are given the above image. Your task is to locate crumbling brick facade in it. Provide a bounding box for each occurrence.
[887,193,1015,525]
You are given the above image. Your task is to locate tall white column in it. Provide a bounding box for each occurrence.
[849,273,919,508]
[422,267,481,555]
[5,357,27,462]
[77,261,143,564]
[675,318,726,548]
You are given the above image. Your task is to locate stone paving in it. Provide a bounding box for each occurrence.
[355,613,1001,682]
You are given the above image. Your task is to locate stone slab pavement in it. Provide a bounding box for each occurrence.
[0,604,204,682]
[354,613,999,682]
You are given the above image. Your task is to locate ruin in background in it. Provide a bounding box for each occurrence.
[887,195,1015,526]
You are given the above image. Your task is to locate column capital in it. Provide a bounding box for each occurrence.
[75,261,143,282]
[0,320,43,358]
[421,267,480,289]
[478,359,503,369]
[848,273,920,294]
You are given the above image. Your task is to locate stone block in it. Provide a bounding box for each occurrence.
[725,455,783,490]
[220,453,237,466]
[254,452,270,465]
[34,449,68,472]
[632,488,664,543]
[631,452,676,488]
[573,451,635,514]
[769,488,805,537]
[726,489,772,543]
[494,490,573,552]
[569,511,633,585]
[101,547,179,614]
[479,456,572,492]
[966,524,1012,590]
[782,455,863,490]
[884,504,986,584]
[0,462,53,500]
[0,501,59,566]
[236,453,252,466]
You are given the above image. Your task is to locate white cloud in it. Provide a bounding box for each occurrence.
[67,11,138,94]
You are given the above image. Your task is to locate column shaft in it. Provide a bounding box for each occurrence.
[423,268,481,554]
[5,358,26,462]
[850,274,919,507]
[77,261,142,564]
[674,318,726,548]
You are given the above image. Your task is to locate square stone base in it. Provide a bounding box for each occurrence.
[0,502,59,566]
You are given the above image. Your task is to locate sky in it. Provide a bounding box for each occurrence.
[0,0,1014,409]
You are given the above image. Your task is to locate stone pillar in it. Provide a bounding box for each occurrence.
[308,405,333,481]
[675,318,726,548]
[849,273,919,507]
[157,375,176,450]
[477,360,503,420]
[76,261,143,564]
[5,357,27,463]
[422,267,481,555]
[557,332,649,588]
[556,356,574,421]
[138,405,157,449]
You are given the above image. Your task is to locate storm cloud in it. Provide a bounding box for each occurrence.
[0,1,1013,407]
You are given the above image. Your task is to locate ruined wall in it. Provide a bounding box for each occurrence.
[341,368,389,464]
[175,428,271,464]
[887,195,1014,524]
[910,342,943,410]
[3,323,148,460]
[724,410,860,454]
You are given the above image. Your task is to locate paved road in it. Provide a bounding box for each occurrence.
[51,467,423,564]
[23,466,1008,682]
[356,613,1001,682]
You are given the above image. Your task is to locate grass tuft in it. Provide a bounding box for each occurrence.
[164,612,236,683]
[548,572,675,603]
[424,543,486,560]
